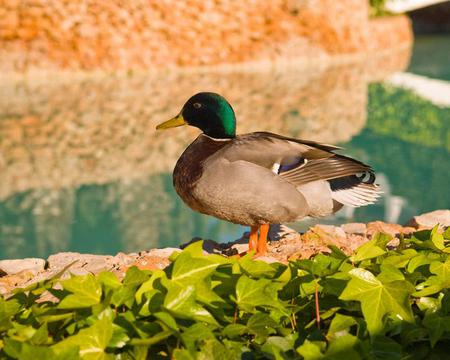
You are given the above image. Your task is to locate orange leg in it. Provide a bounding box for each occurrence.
[257,224,269,256]
[248,225,259,252]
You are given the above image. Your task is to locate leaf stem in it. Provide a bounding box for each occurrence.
[315,282,320,329]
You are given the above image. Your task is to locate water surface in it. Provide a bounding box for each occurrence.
[0,36,448,259]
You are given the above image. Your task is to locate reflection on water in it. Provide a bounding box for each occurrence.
[0,39,448,259]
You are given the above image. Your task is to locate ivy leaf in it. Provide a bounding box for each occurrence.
[222,324,247,339]
[296,340,326,359]
[443,227,450,240]
[30,323,49,346]
[407,253,433,273]
[235,275,283,312]
[52,316,113,360]
[58,274,102,309]
[371,336,402,360]
[409,227,445,251]
[377,264,405,283]
[135,270,166,304]
[430,225,445,250]
[171,252,220,284]
[110,286,135,308]
[340,268,414,335]
[422,312,450,347]
[97,272,121,291]
[413,275,447,297]
[122,266,149,287]
[325,333,360,360]
[239,256,278,278]
[197,338,240,360]
[163,281,218,325]
[181,323,215,352]
[429,259,450,281]
[0,298,20,332]
[351,233,391,262]
[328,314,358,338]
[154,311,179,331]
[246,313,278,343]
[108,324,129,349]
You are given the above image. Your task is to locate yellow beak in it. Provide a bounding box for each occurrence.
[156,114,187,130]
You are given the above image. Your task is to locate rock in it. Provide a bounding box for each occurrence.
[341,222,367,235]
[366,221,406,237]
[0,270,37,294]
[230,243,248,254]
[312,224,347,239]
[269,224,300,241]
[47,252,116,274]
[147,247,181,258]
[406,210,450,229]
[123,255,171,272]
[0,258,46,275]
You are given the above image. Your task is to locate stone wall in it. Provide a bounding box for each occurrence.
[0,0,412,71]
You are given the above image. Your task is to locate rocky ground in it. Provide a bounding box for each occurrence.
[0,209,449,296]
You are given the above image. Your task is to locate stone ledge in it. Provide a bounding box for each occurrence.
[1,209,448,295]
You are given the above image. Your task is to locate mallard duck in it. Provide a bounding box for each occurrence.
[156,92,380,256]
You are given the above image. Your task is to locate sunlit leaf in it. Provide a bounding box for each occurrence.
[58,274,102,309]
[340,268,414,335]
[52,316,113,360]
[351,233,391,262]
[163,281,218,325]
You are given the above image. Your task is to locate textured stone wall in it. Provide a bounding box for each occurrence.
[0,0,412,71]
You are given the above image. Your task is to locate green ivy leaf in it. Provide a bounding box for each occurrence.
[413,275,447,297]
[58,274,102,309]
[328,314,358,338]
[0,298,20,332]
[247,313,278,343]
[30,323,49,346]
[181,323,215,352]
[235,275,283,312]
[325,333,360,360]
[430,259,450,280]
[422,311,450,347]
[352,233,391,262]
[431,225,445,250]
[297,340,326,359]
[97,272,121,291]
[377,264,405,283]
[163,281,218,325]
[239,256,278,278]
[135,270,166,304]
[52,316,113,360]
[371,336,402,360]
[340,268,414,335]
[123,266,149,287]
[407,253,433,273]
[443,227,450,240]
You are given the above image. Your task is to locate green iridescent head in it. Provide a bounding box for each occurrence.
[156,92,236,139]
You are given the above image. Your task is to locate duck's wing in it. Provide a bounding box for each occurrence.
[216,132,381,207]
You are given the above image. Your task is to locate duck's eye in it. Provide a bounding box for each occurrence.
[193,102,202,109]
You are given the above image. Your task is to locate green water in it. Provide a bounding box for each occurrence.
[0,36,449,259]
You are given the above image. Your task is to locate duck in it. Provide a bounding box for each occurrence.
[156,92,380,256]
